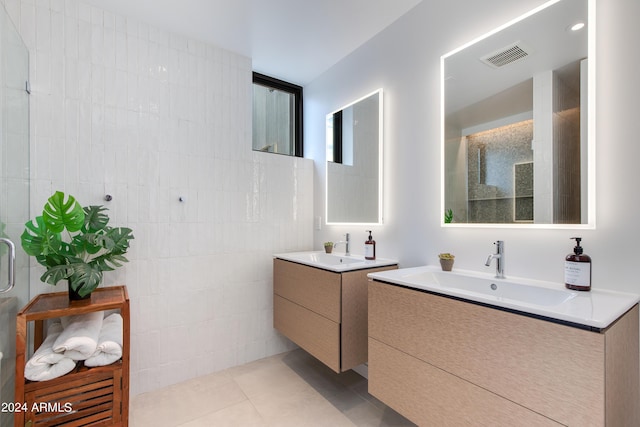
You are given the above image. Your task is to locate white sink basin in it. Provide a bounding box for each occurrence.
[368,265,640,329]
[403,270,576,307]
[304,252,363,266]
[274,251,398,272]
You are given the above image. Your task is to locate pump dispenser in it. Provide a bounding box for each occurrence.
[364,230,376,260]
[564,237,591,291]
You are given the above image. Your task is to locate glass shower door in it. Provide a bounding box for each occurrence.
[0,3,30,426]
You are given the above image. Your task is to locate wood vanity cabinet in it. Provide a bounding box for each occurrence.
[273,258,396,373]
[368,280,640,426]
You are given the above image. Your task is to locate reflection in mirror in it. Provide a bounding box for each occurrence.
[326,89,383,224]
[442,0,594,227]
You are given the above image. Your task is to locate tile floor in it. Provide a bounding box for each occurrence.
[130,349,416,426]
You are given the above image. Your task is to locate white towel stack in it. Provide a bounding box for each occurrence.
[24,311,124,381]
[53,311,104,360]
[24,323,77,381]
[85,313,123,367]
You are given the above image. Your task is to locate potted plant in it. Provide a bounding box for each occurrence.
[438,253,455,271]
[21,191,134,300]
[444,209,453,224]
[324,242,334,254]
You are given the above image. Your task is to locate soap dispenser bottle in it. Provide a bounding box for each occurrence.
[565,237,591,291]
[364,230,376,260]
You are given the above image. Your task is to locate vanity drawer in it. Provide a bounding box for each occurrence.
[273,259,341,322]
[274,295,340,371]
[369,338,562,426]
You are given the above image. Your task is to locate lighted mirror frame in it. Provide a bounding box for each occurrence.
[326,89,384,225]
[440,0,596,229]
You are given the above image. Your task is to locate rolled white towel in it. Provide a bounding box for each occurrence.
[53,311,104,360]
[25,322,77,381]
[84,313,123,367]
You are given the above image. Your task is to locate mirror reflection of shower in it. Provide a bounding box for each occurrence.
[464,120,533,223]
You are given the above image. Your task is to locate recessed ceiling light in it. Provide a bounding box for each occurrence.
[570,22,585,31]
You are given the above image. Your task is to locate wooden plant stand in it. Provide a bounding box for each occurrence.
[15,286,130,427]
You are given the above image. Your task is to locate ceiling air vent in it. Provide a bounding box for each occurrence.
[480,42,531,68]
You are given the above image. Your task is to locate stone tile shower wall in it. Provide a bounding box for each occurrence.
[2,0,313,395]
[466,120,533,223]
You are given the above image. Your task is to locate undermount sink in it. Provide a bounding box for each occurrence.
[273,251,398,272]
[403,270,576,307]
[368,265,640,329]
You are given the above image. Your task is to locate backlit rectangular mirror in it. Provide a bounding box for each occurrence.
[441,0,595,228]
[326,89,383,224]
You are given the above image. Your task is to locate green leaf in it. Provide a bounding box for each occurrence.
[444,208,453,224]
[68,264,104,297]
[83,205,109,233]
[73,232,105,255]
[107,227,134,255]
[39,253,76,269]
[41,262,104,297]
[21,216,62,257]
[40,264,74,285]
[21,216,47,256]
[42,191,85,233]
[92,253,129,271]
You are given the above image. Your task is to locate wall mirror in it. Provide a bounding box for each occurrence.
[441,0,594,228]
[326,89,383,224]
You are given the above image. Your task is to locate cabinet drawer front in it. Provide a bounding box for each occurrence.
[274,295,340,372]
[273,259,341,322]
[369,338,562,427]
[369,281,604,426]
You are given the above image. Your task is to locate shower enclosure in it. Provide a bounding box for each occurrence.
[0,3,30,426]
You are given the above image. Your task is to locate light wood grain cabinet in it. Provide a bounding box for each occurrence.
[273,258,396,372]
[368,279,640,426]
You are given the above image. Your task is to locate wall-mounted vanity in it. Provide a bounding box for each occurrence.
[367,267,639,426]
[273,251,397,373]
[442,0,594,227]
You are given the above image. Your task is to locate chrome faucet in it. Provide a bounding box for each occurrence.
[485,240,505,278]
[333,233,350,256]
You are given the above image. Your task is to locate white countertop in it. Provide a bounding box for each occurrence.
[368,265,640,329]
[274,251,398,273]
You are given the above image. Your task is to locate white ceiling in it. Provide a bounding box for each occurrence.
[82,0,423,85]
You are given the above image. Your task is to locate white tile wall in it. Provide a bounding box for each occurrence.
[2,0,313,396]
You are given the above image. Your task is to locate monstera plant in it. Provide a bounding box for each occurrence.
[21,191,134,298]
